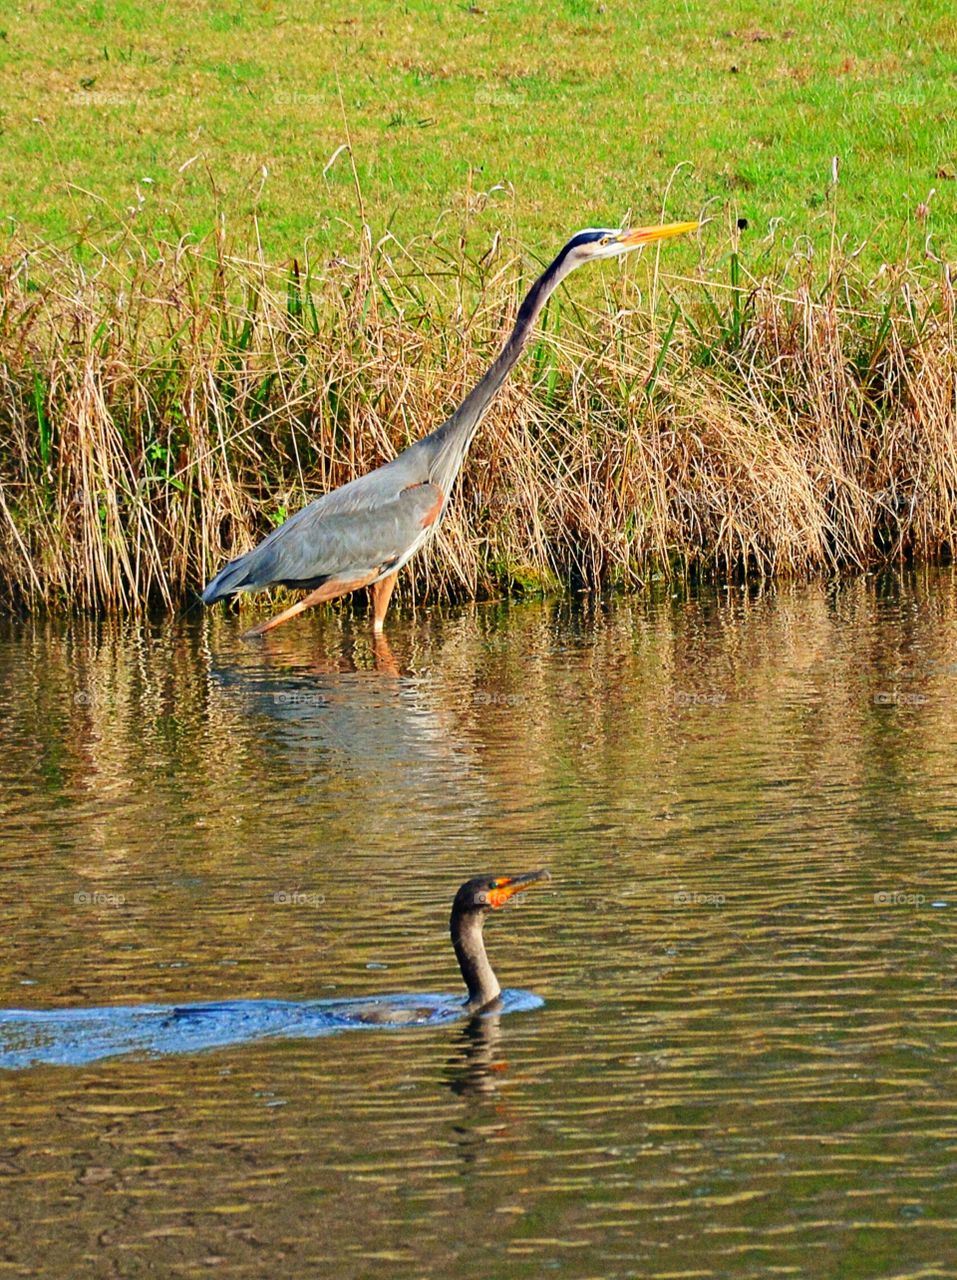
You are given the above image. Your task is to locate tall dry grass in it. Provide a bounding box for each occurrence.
[0,212,954,615]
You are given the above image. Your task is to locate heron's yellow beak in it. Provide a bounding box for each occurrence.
[487,869,551,910]
[617,221,699,247]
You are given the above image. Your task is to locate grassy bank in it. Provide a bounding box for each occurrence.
[1,0,955,615]
[0,206,954,615]
[1,1,954,262]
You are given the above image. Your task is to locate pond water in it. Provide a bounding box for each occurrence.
[0,573,955,1278]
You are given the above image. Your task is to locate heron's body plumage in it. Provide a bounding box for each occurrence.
[201,453,443,601]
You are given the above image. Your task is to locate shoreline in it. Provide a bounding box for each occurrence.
[1,222,954,614]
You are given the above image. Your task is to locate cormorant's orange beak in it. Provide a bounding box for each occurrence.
[487,869,551,910]
[616,221,699,247]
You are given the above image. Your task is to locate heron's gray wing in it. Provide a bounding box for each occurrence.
[260,480,443,584]
[203,471,443,600]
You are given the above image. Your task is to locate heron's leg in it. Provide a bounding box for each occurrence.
[372,633,401,677]
[242,574,375,640]
[370,571,399,634]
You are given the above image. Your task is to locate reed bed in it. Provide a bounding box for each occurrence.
[0,214,954,616]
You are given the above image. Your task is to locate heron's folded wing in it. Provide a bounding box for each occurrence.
[226,481,444,590]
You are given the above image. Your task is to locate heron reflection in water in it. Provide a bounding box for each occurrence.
[205,630,469,784]
[202,222,698,637]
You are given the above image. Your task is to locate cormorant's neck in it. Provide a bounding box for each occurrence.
[451,907,501,1012]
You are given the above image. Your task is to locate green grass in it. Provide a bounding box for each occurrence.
[1,0,955,263]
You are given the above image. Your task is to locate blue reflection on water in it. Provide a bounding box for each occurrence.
[0,989,543,1070]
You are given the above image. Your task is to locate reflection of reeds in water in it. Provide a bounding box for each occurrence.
[6,576,957,827]
[426,574,957,869]
[4,574,955,931]
[1,213,955,613]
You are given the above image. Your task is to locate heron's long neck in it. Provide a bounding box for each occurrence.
[427,245,578,486]
[451,909,501,1011]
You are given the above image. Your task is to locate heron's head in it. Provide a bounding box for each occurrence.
[563,222,698,264]
[453,869,551,918]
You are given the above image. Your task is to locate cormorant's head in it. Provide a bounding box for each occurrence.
[453,869,551,916]
[563,222,698,264]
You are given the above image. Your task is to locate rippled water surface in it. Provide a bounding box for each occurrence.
[1,574,955,1278]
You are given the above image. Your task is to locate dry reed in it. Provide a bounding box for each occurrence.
[0,213,954,616]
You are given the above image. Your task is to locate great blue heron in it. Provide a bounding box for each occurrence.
[202,222,698,637]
